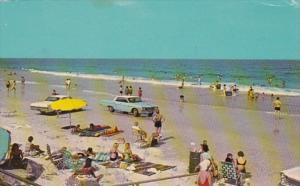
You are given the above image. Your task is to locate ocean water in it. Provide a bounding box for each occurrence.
[0,59,300,95]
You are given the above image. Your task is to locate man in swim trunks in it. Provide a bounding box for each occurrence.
[273,97,282,119]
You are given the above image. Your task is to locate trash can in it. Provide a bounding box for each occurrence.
[188,151,201,173]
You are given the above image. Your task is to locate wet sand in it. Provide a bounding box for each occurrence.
[0,69,300,185]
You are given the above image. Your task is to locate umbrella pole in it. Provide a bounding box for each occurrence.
[69,113,71,126]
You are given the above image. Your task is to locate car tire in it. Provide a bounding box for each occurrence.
[132,108,139,117]
[148,113,153,117]
[108,106,115,112]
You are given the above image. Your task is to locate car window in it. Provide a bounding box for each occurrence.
[128,97,142,103]
[45,97,60,101]
[116,97,128,103]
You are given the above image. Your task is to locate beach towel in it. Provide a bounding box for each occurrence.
[26,159,45,181]
[79,131,104,137]
[94,152,110,162]
[101,130,124,137]
[61,125,76,130]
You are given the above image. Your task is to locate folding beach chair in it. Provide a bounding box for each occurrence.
[46,144,65,170]
[132,127,146,142]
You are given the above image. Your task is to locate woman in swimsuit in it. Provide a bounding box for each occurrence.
[110,143,121,161]
[236,151,247,173]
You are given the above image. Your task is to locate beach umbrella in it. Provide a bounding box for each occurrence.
[50,98,87,126]
[0,128,11,164]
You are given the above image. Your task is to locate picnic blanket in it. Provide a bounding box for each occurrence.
[101,161,175,176]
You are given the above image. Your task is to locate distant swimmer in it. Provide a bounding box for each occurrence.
[21,76,25,85]
[178,79,185,89]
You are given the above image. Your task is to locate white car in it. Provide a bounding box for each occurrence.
[279,166,300,186]
[30,95,69,114]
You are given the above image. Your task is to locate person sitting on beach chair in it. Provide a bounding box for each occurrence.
[140,132,160,148]
[132,121,147,141]
[25,136,45,156]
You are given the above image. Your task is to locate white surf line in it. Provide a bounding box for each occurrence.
[82,89,115,96]
[265,111,300,117]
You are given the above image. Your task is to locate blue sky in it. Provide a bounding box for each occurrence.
[0,0,299,59]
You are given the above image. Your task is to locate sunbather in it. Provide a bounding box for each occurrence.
[122,143,142,163]
[25,136,44,155]
[88,123,110,132]
[81,158,103,182]
[2,143,28,169]
[79,147,96,158]
[236,151,247,173]
[72,124,82,133]
[109,143,122,161]
[104,126,119,135]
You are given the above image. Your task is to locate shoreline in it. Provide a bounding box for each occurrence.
[0,68,300,185]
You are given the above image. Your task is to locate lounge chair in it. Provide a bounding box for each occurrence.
[220,161,245,185]
[46,144,65,170]
[138,133,159,148]
[46,144,84,172]
[132,127,147,142]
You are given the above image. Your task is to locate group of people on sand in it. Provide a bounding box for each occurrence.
[193,140,247,186]
[119,84,143,97]
[5,80,17,92]
[3,73,26,93]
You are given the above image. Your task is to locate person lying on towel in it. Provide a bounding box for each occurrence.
[88,123,109,132]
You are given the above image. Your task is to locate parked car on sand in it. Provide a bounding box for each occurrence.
[99,96,158,117]
[279,166,300,186]
[30,95,87,114]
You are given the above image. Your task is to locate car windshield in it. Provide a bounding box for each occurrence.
[45,97,60,101]
[128,97,142,103]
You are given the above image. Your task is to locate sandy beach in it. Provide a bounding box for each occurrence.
[1,69,300,186]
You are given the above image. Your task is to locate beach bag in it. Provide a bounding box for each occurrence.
[120,162,128,169]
